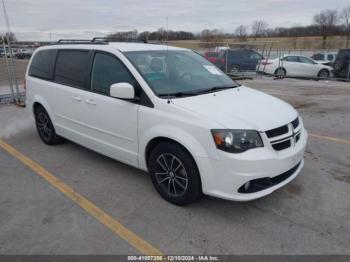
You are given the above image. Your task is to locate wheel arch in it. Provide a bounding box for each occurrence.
[274,67,286,75]
[145,137,196,170]
[31,95,53,118]
[145,136,203,194]
[318,68,330,77]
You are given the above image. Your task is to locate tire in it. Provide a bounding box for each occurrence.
[148,142,202,205]
[229,64,239,74]
[274,68,286,78]
[318,69,329,79]
[34,106,64,145]
[334,60,345,71]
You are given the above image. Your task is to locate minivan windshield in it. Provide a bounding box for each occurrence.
[124,50,239,97]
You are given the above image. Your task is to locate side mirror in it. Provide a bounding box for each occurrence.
[110,83,135,100]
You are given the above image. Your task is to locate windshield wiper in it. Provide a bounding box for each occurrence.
[196,85,239,95]
[158,91,199,98]
[158,85,240,98]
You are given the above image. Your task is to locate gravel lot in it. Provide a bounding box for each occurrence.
[0,76,349,255]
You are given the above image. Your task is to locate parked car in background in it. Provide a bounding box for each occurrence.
[333,49,350,79]
[204,51,222,64]
[311,52,337,66]
[217,49,263,73]
[14,52,32,59]
[259,55,333,78]
[214,46,229,52]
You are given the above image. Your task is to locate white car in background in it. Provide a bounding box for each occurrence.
[259,55,333,78]
[311,52,337,66]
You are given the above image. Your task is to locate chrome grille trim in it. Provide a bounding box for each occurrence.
[265,117,302,151]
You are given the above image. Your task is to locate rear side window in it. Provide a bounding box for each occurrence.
[313,54,324,61]
[327,54,334,61]
[283,56,298,62]
[90,52,136,95]
[29,49,57,80]
[54,50,90,89]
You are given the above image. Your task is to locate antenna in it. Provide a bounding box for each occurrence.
[166,16,169,45]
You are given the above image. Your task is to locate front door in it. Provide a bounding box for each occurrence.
[81,51,139,167]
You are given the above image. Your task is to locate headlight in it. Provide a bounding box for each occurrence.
[211,129,263,153]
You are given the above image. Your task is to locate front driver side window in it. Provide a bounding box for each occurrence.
[91,52,136,95]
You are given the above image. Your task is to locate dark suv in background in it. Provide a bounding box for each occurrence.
[216,49,263,73]
[333,49,350,79]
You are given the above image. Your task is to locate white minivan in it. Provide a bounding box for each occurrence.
[26,40,308,205]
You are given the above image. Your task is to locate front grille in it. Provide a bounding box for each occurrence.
[238,161,302,194]
[266,125,288,138]
[265,117,302,152]
[272,140,291,151]
[292,117,300,129]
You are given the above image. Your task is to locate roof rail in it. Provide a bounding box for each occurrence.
[92,37,147,43]
[56,39,107,45]
[55,37,147,45]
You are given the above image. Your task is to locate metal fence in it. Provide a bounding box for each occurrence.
[0,41,27,105]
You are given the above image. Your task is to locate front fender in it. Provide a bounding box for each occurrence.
[139,124,214,171]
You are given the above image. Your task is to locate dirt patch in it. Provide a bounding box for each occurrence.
[286,184,304,196]
[329,167,350,184]
[292,101,318,109]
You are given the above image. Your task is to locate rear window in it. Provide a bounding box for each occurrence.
[29,49,57,80]
[312,54,324,61]
[54,50,90,89]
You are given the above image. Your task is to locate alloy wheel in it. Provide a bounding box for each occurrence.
[154,153,188,197]
[37,112,52,140]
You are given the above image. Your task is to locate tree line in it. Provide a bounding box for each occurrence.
[106,6,350,42]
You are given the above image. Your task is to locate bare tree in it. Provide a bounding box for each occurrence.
[200,29,225,48]
[251,20,268,40]
[234,25,248,41]
[0,32,17,44]
[313,9,339,48]
[341,6,350,47]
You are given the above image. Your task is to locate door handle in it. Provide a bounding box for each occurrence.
[72,95,82,102]
[85,99,97,105]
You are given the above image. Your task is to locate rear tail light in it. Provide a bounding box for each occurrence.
[23,79,26,90]
[261,61,272,65]
[220,58,225,64]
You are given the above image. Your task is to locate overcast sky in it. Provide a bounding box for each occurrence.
[1,0,349,41]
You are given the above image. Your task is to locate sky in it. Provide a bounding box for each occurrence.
[0,0,349,41]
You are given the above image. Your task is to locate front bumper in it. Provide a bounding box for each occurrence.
[197,129,308,201]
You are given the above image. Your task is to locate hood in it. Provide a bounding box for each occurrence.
[172,86,298,131]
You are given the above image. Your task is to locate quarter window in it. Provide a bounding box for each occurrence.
[54,50,90,89]
[90,52,136,95]
[29,49,57,80]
